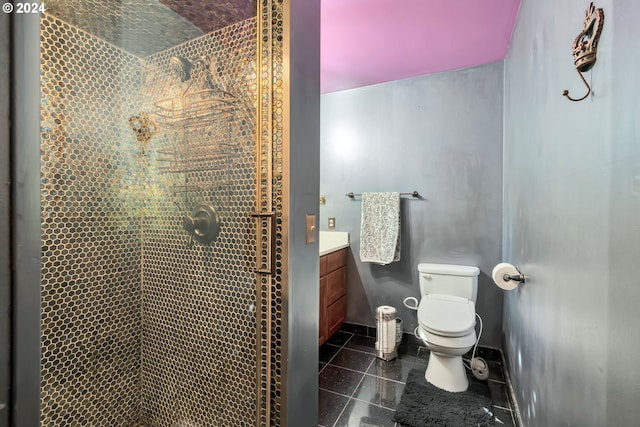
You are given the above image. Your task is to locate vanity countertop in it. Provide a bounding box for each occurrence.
[319,231,349,256]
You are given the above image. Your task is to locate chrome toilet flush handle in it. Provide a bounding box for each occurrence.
[403,296,419,311]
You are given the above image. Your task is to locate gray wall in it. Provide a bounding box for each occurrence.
[503,0,640,425]
[0,12,10,427]
[11,12,42,427]
[285,0,321,425]
[320,62,504,348]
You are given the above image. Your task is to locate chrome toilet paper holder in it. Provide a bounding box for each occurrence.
[502,267,525,284]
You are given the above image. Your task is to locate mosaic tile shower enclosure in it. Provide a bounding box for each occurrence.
[39,1,284,425]
[40,14,144,426]
[138,19,259,426]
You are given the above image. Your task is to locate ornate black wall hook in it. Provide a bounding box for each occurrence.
[562,2,604,102]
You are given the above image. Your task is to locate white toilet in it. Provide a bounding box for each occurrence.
[404,263,480,393]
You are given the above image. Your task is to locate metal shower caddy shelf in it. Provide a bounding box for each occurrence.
[153,86,242,175]
[156,142,241,174]
[153,87,237,128]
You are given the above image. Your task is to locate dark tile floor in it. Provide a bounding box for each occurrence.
[318,325,519,427]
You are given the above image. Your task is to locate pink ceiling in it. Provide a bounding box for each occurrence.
[321,0,521,93]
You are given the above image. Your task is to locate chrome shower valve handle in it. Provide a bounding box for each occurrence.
[182,203,221,245]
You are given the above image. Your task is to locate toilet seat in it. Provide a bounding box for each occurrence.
[418,294,476,337]
[418,327,477,350]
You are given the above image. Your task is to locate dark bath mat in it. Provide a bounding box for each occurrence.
[393,368,495,427]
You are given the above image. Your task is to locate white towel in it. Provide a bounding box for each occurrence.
[359,192,401,265]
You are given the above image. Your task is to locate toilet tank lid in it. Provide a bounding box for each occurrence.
[417,263,480,276]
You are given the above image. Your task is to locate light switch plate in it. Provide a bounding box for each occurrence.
[305,214,316,244]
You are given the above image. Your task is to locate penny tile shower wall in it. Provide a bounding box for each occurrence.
[40,11,264,427]
[139,20,258,426]
[40,14,144,426]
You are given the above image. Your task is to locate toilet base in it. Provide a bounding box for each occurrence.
[425,352,469,393]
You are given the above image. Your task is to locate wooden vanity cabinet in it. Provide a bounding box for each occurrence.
[319,248,347,346]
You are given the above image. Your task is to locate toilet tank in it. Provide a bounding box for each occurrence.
[417,263,480,302]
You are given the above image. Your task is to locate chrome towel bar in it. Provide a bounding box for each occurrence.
[346,191,420,199]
